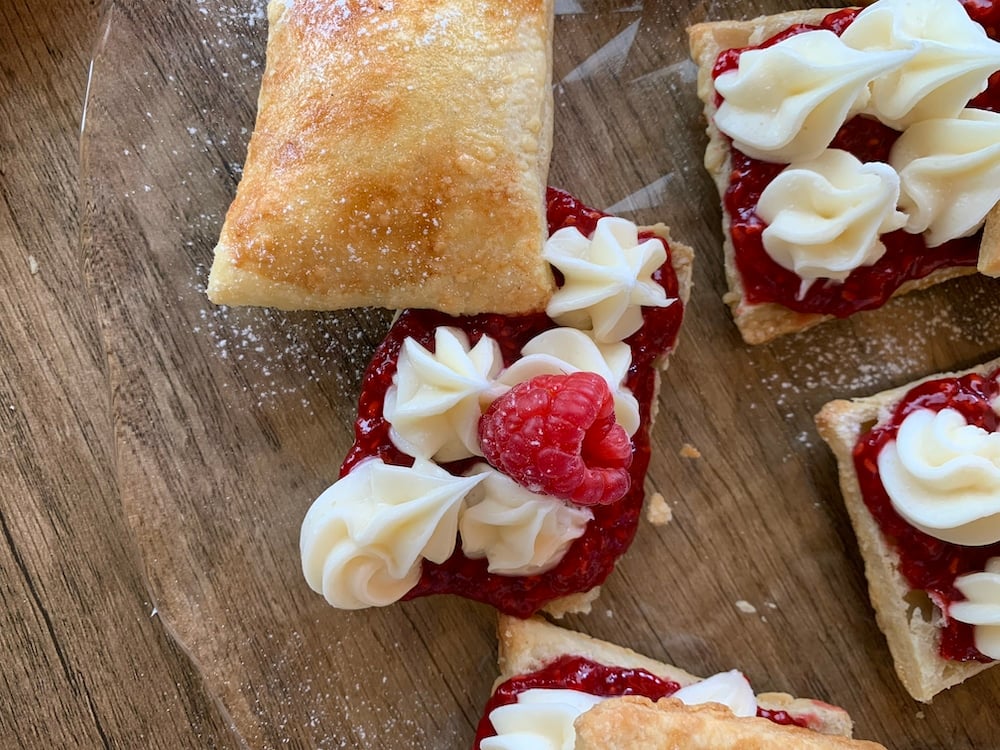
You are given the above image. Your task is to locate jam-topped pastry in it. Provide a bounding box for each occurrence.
[816,359,1000,701]
[474,615,886,749]
[299,189,693,618]
[688,0,1000,344]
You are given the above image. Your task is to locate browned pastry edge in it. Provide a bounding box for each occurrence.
[573,696,886,750]
[977,205,1000,276]
[687,9,982,346]
[815,358,1000,701]
[495,615,856,737]
[543,226,693,618]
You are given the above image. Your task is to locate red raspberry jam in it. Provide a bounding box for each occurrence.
[472,655,808,748]
[712,2,996,318]
[340,187,685,617]
[853,369,1000,662]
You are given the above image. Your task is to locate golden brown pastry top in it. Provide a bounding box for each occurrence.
[208,0,556,314]
[573,697,888,750]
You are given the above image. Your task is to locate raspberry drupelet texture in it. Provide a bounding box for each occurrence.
[478,372,632,507]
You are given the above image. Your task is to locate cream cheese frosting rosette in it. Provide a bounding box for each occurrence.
[712,30,912,163]
[481,672,757,750]
[543,216,673,344]
[891,109,1000,247]
[876,407,1000,546]
[383,326,504,461]
[756,149,906,294]
[481,689,606,750]
[459,464,593,576]
[300,457,485,609]
[951,558,1000,660]
[840,0,1000,130]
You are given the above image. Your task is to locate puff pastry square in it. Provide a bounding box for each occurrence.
[815,358,1000,701]
[208,0,556,315]
[474,615,864,744]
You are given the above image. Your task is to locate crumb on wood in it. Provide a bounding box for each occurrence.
[679,442,701,459]
[646,492,673,526]
[28,255,39,275]
[734,599,757,614]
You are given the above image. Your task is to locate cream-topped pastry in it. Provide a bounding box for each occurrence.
[544,216,674,343]
[689,0,999,345]
[951,558,1000,659]
[891,109,1000,247]
[383,326,504,461]
[300,193,693,616]
[841,0,1000,129]
[476,616,875,748]
[876,407,1000,546]
[482,671,759,750]
[459,464,593,575]
[756,149,906,293]
[300,457,484,609]
[713,29,911,163]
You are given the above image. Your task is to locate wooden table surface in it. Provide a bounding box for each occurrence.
[4,0,999,748]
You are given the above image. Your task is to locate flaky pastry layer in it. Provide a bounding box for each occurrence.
[209,0,556,315]
[573,697,886,750]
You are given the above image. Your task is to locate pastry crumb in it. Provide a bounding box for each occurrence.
[915,711,925,720]
[679,442,701,459]
[646,493,673,526]
[734,600,757,614]
[27,255,39,275]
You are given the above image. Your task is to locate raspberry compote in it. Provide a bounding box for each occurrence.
[712,1,997,318]
[853,369,1000,662]
[472,655,809,748]
[340,186,685,617]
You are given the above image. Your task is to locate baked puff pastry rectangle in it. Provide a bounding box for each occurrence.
[208,0,556,315]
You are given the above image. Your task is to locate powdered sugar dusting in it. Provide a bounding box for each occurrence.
[191,266,388,411]
[756,282,1000,402]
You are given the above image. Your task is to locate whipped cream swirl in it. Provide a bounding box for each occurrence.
[841,0,1000,130]
[384,326,503,461]
[950,558,1000,660]
[757,149,906,291]
[544,216,674,344]
[670,670,758,717]
[877,407,1000,546]
[459,464,593,575]
[714,29,912,163]
[499,327,639,436]
[481,689,605,750]
[483,672,758,749]
[300,457,485,608]
[891,109,1000,247]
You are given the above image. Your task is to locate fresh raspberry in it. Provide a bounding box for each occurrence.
[478,371,632,506]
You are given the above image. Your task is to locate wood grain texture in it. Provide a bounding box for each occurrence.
[7,0,999,748]
[1,0,236,746]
